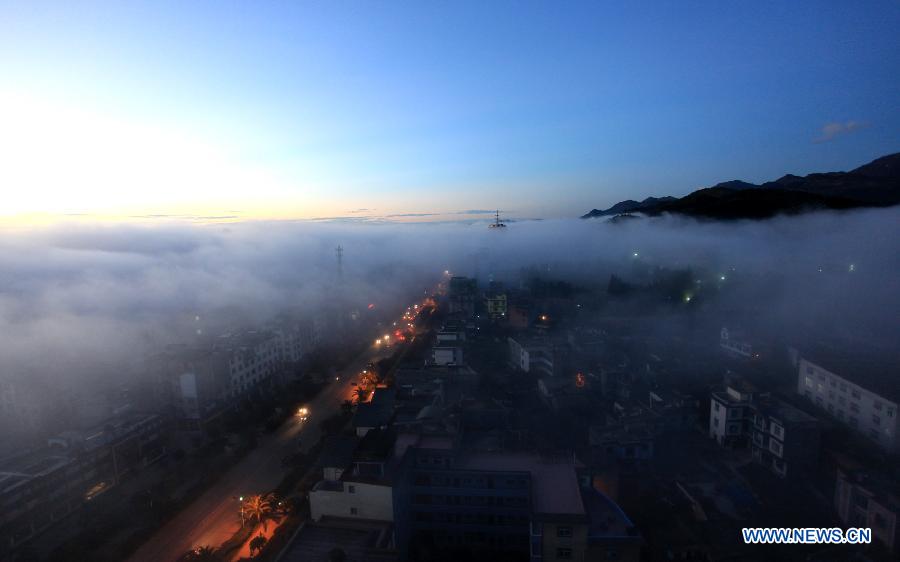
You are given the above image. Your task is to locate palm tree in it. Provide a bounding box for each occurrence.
[249,534,267,556]
[243,494,274,531]
[353,387,368,403]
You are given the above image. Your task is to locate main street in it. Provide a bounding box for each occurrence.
[127,303,433,562]
[127,349,388,562]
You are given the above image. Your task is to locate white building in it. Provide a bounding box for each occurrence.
[719,327,756,359]
[709,375,756,449]
[431,346,464,366]
[309,479,393,522]
[508,337,555,377]
[797,356,898,453]
[835,468,899,554]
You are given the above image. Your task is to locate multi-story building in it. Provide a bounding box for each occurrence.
[448,277,478,319]
[710,374,820,479]
[508,337,557,378]
[835,468,899,554]
[484,292,507,320]
[217,330,282,395]
[393,445,640,562]
[309,430,395,523]
[796,352,899,453]
[0,413,168,556]
[270,316,323,364]
[749,399,820,479]
[709,375,756,449]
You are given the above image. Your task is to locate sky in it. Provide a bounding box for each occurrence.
[1,1,899,221]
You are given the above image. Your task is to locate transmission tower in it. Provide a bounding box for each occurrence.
[336,244,344,282]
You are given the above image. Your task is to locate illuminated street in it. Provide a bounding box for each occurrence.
[127,303,431,562]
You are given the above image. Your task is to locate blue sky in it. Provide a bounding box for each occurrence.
[1,1,898,220]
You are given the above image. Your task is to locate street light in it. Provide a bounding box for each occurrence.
[239,496,245,527]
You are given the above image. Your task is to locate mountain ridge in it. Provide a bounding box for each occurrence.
[582,152,900,220]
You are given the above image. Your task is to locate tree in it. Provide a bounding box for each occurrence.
[249,534,267,556]
[243,494,274,531]
[179,545,218,561]
[353,387,368,403]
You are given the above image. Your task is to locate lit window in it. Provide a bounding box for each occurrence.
[556,526,572,538]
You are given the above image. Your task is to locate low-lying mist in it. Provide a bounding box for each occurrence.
[1,207,898,443]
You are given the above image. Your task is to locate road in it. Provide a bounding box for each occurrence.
[127,346,388,562]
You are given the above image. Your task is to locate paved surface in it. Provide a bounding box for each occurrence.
[127,348,385,562]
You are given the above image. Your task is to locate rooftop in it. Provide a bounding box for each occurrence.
[317,435,360,469]
[800,345,900,403]
[456,452,585,517]
[279,517,395,562]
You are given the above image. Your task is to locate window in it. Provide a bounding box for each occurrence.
[804,376,813,388]
[556,547,573,559]
[888,408,895,418]
[348,485,356,494]
[806,366,814,375]
[850,403,860,414]
[770,423,784,439]
[769,440,783,456]
[869,429,880,440]
[873,415,881,426]
[830,380,837,388]
[839,383,847,392]
[350,507,358,515]
[874,401,883,411]
[851,389,861,400]
[714,402,721,412]
[557,526,572,538]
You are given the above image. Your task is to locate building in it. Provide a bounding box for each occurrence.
[217,330,282,396]
[719,327,757,359]
[508,337,557,378]
[278,518,396,562]
[710,374,820,479]
[0,413,169,555]
[353,388,396,438]
[749,399,820,479]
[484,292,507,320]
[269,315,323,363]
[709,375,756,449]
[448,277,478,319]
[834,468,900,554]
[430,347,464,367]
[310,430,395,523]
[796,352,899,453]
[151,345,231,431]
[393,445,640,562]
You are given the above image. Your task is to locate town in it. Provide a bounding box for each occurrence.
[2,252,897,562]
